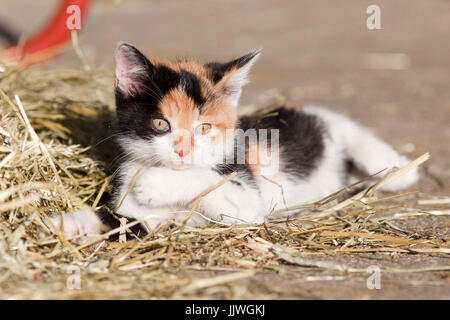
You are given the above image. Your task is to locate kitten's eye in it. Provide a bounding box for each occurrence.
[195,123,212,135]
[152,118,170,132]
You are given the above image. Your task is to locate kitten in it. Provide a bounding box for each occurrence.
[45,43,419,239]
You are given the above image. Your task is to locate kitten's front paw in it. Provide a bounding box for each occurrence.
[132,167,201,207]
[133,169,167,207]
[133,181,154,207]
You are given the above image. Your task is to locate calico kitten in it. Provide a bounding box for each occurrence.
[46,43,419,239]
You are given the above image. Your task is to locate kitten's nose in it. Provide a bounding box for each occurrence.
[173,131,192,158]
[175,149,189,158]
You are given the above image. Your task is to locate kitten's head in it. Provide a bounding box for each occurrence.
[114,42,260,170]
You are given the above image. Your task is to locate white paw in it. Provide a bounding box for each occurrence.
[133,174,168,207]
[42,209,104,244]
[133,180,154,207]
[378,155,420,192]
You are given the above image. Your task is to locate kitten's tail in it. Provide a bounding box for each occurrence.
[304,106,419,192]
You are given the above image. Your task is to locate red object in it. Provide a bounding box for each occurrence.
[2,0,91,67]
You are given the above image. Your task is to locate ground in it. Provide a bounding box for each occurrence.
[0,0,449,299]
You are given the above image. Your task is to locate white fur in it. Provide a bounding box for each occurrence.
[303,106,419,192]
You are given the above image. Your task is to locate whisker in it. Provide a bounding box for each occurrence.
[91,132,122,149]
[148,77,165,100]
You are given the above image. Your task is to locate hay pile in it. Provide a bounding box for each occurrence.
[0,64,448,299]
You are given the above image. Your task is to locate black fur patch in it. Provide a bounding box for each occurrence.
[214,162,256,189]
[238,107,325,180]
[179,69,205,106]
[95,207,148,241]
[213,107,324,188]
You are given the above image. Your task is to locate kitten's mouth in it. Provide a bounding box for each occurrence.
[169,162,189,170]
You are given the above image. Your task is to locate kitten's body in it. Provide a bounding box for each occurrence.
[46,44,419,238]
[115,105,416,230]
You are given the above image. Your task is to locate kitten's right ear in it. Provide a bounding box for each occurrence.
[115,42,153,98]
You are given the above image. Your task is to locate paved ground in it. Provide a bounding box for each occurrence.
[1,0,449,299]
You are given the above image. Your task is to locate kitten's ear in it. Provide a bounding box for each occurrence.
[115,42,153,98]
[206,49,261,106]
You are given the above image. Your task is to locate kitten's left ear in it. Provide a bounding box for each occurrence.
[115,42,153,98]
[206,49,261,106]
